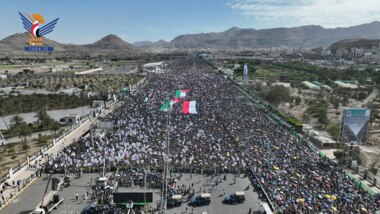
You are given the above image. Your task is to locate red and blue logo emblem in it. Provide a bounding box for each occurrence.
[19,12,59,52]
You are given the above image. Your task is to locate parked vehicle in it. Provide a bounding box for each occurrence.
[189,193,211,206]
[167,194,183,208]
[222,191,245,204]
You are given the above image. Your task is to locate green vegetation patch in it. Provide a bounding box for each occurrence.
[0,94,93,116]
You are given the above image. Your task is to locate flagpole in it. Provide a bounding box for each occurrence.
[103,140,107,178]
[161,105,171,214]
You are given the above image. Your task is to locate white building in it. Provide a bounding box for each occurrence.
[302,81,320,90]
[271,82,291,88]
[63,114,80,125]
[334,81,358,89]
[144,62,165,73]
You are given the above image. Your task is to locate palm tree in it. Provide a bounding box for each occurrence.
[18,123,32,142]
[10,115,24,128]
[34,109,52,128]
[51,122,61,135]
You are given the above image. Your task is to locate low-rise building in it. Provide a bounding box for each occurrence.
[144,62,165,73]
[302,81,320,90]
[334,81,358,89]
[271,82,291,88]
[62,114,80,125]
[92,100,105,109]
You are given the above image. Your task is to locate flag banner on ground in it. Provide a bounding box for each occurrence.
[159,98,181,111]
[182,101,197,114]
[175,89,190,99]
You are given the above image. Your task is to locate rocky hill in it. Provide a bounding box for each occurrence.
[329,39,380,50]
[139,21,380,49]
[0,33,138,57]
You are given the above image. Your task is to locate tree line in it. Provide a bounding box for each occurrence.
[0,93,92,116]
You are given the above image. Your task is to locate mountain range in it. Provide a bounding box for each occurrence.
[0,33,137,57]
[161,21,380,49]
[133,40,169,49]
[1,21,380,56]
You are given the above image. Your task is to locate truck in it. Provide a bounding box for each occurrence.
[189,193,211,206]
[30,175,64,214]
[222,191,245,204]
[167,194,183,208]
[96,177,108,189]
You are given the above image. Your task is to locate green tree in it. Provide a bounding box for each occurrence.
[294,97,302,105]
[306,101,329,128]
[266,85,291,107]
[18,123,32,142]
[10,115,24,128]
[329,96,340,111]
[8,147,15,155]
[34,109,53,129]
[327,124,340,141]
[37,134,49,145]
[51,122,61,135]
[358,92,367,100]
[333,150,344,160]
[21,144,30,152]
[342,96,349,106]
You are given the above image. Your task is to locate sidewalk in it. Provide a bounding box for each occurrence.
[0,106,116,211]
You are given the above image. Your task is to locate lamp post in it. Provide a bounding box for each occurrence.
[160,105,172,214]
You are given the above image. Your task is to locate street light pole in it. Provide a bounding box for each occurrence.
[161,106,172,214]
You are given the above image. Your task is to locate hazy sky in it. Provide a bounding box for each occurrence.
[1,0,379,44]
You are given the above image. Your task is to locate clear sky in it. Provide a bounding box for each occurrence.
[1,0,379,44]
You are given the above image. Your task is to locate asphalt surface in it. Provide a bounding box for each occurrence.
[2,173,261,214]
[0,106,92,130]
[165,173,260,214]
[2,176,48,214]
[100,68,137,75]
[50,174,94,214]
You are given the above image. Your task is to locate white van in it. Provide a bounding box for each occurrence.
[96,177,108,188]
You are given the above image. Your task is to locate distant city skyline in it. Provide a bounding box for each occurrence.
[1,0,380,44]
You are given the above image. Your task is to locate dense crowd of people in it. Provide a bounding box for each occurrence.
[45,59,379,213]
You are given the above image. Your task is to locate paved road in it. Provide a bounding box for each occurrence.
[0,107,116,212]
[166,173,260,214]
[48,173,261,214]
[0,106,92,130]
[3,172,261,214]
[51,174,94,214]
[357,88,379,108]
[2,177,47,214]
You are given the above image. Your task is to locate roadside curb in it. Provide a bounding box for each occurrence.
[0,176,40,212]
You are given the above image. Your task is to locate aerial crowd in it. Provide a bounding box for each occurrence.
[46,59,379,213]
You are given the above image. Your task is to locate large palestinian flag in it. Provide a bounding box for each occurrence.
[175,89,190,99]
[182,101,197,114]
[159,98,181,111]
